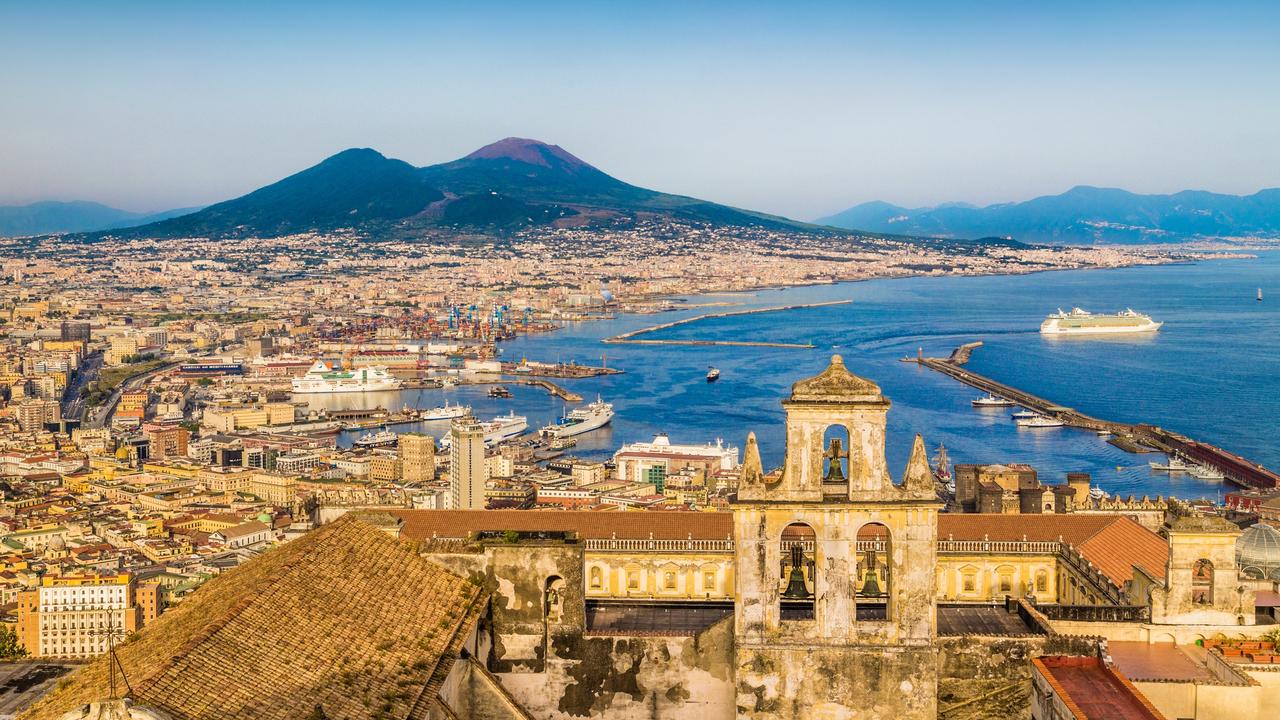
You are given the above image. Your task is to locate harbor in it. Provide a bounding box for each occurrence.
[909,342,1280,491]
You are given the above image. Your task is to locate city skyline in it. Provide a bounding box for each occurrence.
[3,1,1279,218]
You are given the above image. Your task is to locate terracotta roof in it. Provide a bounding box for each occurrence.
[20,516,485,720]
[1033,656,1165,720]
[938,514,1168,584]
[394,509,735,541]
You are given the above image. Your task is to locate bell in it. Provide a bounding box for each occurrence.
[781,544,812,599]
[823,439,846,483]
[859,568,882,596]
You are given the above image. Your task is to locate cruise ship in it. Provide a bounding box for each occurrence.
[291,361,403,394]
[1039,308,1162,335]
[540,397,614,439]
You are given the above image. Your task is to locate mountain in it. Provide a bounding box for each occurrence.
[817,186,1280,244]
[123,148,445,239]
[94,138,816,240]
[0,201,198,237]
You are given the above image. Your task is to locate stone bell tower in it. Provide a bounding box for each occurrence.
[733,355,941,720]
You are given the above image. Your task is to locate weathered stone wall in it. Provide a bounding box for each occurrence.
[496,616,737,720]
[935,634,1101,720]
[736,645,938,720]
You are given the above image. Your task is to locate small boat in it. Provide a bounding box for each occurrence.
[487,385,513,398]
[548,436,577,450]
[420,401,471,421]
[706,367,721,382]
[972,394,1016,407]
[1149,456,1190,472]
[1011,409,1038,421]
[1014,414,1064,428]
[1096,430,1113,437]
[1259,288,1264,302]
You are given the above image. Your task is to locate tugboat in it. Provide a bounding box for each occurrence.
[487,385,513,398]
[706,367,721,382]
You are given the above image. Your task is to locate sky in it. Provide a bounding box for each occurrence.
[2,0,1279,220]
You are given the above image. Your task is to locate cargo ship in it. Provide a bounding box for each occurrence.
[1039,308,1162,335]
[540,397,614,439]
[291,361,403,393]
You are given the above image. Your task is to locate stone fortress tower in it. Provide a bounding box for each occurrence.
[733,355,942,719]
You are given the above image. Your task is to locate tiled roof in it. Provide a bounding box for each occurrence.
[939,514,1168,584]
[394,509,735,541]
[1033,656,1164,720]
[20,516,485,720]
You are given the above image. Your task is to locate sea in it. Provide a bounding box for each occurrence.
[309,250,1279,502]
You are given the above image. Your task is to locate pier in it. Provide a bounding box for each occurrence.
[910,343,1279,490]
[602,300,853,349]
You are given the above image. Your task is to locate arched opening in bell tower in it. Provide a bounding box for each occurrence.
[821,424,851,498]
[856,522,891,620]
[779,522,817,621]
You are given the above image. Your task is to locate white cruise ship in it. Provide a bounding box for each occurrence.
[1039,308,1162,335]
[291,361,403,394]
[540,397,614,439]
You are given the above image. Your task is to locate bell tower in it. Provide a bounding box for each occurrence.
[733,355,941,720]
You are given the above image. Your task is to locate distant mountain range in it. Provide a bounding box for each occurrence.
[816,186,1280,244]
[87,138,816,240]
[0,201,199,237]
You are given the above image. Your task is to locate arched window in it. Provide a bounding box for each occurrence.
[780,523,816,621]
[544,575,566,623]
[857,522,891,620]
[589,566,603,590]
[1192,559,1214,604]
[663,567,678,591]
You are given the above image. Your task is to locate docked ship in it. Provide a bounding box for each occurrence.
[1039,308,1162,335]
[441,412,529,448]
[354,429,398,449]
[1014,413,1064,428]
[420,401,470,421]
[291,361,403,394]
[971,394,1016,407]
[540,397,614,439]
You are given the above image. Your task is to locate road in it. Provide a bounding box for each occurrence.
[59,350,102,423]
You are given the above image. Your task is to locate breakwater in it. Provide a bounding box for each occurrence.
[911,344,1279,490]
[602,300,853,349]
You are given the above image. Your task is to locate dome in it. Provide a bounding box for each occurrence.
[1236,522,1280,581]
[257,512,273,524]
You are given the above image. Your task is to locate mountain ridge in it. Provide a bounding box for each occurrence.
[0,200,199,237]
[818,185,1280,244]
[88,138,824,240]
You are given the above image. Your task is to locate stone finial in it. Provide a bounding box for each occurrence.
[902,434,932,489]
[741,432,764,485]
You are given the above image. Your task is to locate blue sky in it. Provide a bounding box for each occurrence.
[2,0,1278,219]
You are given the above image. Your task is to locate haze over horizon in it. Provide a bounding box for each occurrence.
[3,0,1279,220]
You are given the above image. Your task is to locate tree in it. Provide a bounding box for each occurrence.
[0,625,28,660]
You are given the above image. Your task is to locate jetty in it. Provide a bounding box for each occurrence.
[602,300,852,349]
[909,343,1280,490]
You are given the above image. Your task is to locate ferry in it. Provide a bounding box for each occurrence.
[1014,414,1065,428]
[706,367,721,382]
[1039,308,1162,335]
[420,401,471,421]
[540,397,614,439]
[292,361,403,394]
[354,429,398,449]
[971,394,1016,407]
[441,412,529,448]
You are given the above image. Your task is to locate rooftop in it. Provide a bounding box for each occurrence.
[937,604,1042,637]
[1034,656,1165,720]
[1107,641,1213,683]
[20,516,486,720]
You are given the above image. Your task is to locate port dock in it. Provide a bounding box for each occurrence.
[910,343,1280,490]
[602,300,853,349]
